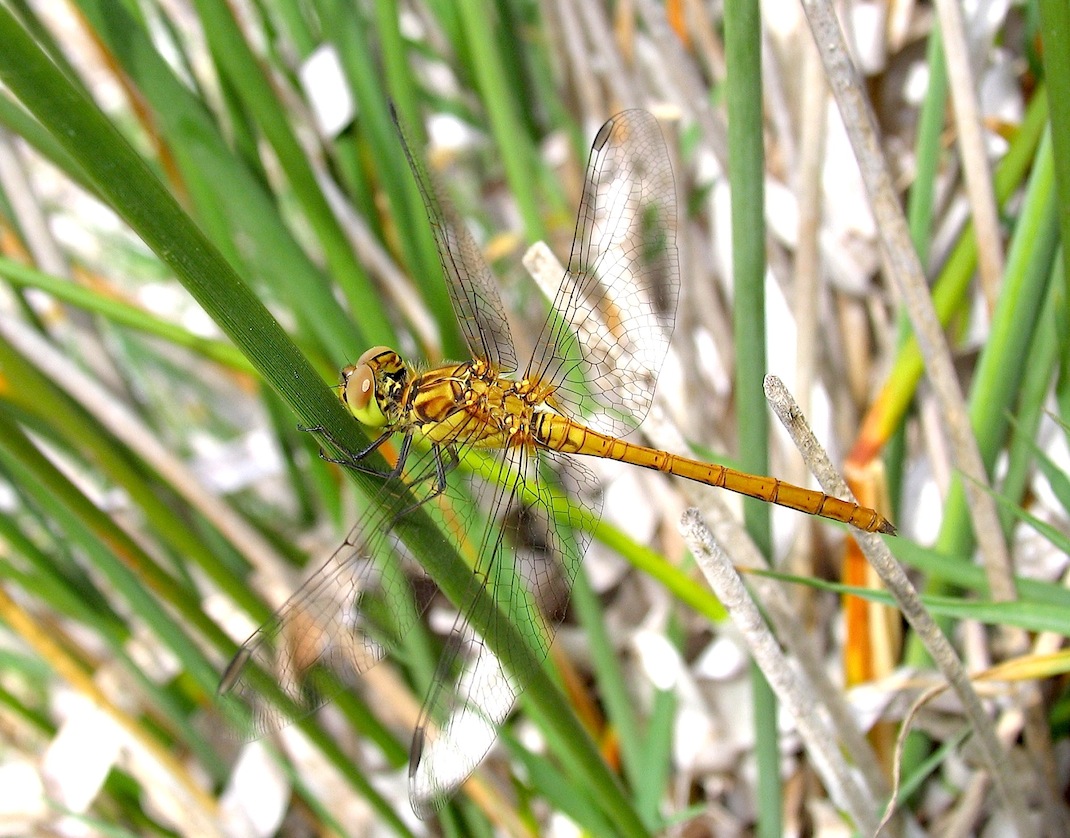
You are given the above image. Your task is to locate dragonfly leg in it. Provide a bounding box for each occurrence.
[310,427,411,479]
[384,444,460,523]
[298,422,373,461]
[437,444,461,487]
[300,422,394,461]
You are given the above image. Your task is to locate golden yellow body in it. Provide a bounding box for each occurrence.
[344,349,895,535]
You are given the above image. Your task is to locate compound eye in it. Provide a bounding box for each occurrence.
[341,363,387,427]
[343,363,374,410]
[357,345,393,367]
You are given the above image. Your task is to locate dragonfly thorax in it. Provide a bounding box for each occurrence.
[394,360,542,450]
[340,346,410,429]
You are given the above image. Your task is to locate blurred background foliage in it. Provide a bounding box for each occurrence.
[0,0,1067,835]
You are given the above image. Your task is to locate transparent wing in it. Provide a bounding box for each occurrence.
[392,106,518,372]
[407,446,601,818]
[218,442,455,738]
[525,109,679,436]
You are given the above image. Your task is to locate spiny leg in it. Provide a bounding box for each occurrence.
[301,423,414,481]
[386,444,461,523]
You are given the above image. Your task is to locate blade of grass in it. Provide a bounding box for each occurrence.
[0,257,259,373]
[504,734,616,834]
[1033,413,1070,516]
[853,88,1049,459]
[905,28,949,272]
[1038,0,1070,307]
[0,328,274,621]
[318,0,466,360]
[888,538,1070,609]
[632,619,679,826]
[0,416,223,685]
[72,0,363,361]
[191,0,393,345]
[0,583,222,830]
[456,0,546,243]
[724,2,779,836]
[999,271,1066,534]
[755,570,1070,637]
[568,561,646,810]
[0,14,646,831]
[911,127,1058,599]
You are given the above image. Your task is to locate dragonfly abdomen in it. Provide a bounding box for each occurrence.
[534,414,895,534]
[697,464,896,534]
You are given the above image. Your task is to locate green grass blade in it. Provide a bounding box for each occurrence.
[725,2,778,835]
[191,0,392,344]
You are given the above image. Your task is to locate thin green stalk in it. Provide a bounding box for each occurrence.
[906,28,949,271]
[962,131,1059,460]
[633,618,680,825]
[725,2,770,552]
[191,0,392,344]
[1000,270,1066,533]
[867,88,1048,442]
[917,129,1059,596]
[375,0,421,141]
[569,564,646,810]
[503,735,618,833]
[319,0,466,359]
[456,0,546,242]
[0,257,260,374]
[72,0,361,362]
[0,416,223,696]
[753,570,1070,637]
[889,27,950,513]
[1038,0,1070,305]
[725,1,778,835]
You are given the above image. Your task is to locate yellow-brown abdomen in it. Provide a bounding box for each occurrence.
[533,414,895,534]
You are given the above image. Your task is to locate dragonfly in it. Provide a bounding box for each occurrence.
[220,109,896,819]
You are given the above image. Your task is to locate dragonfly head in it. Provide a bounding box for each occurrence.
[340,346,408,429]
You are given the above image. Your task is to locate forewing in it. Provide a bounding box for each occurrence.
[218,443,450,738]
[392,107,518,372]
[407,447,601,818]
[525,110,679,436]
